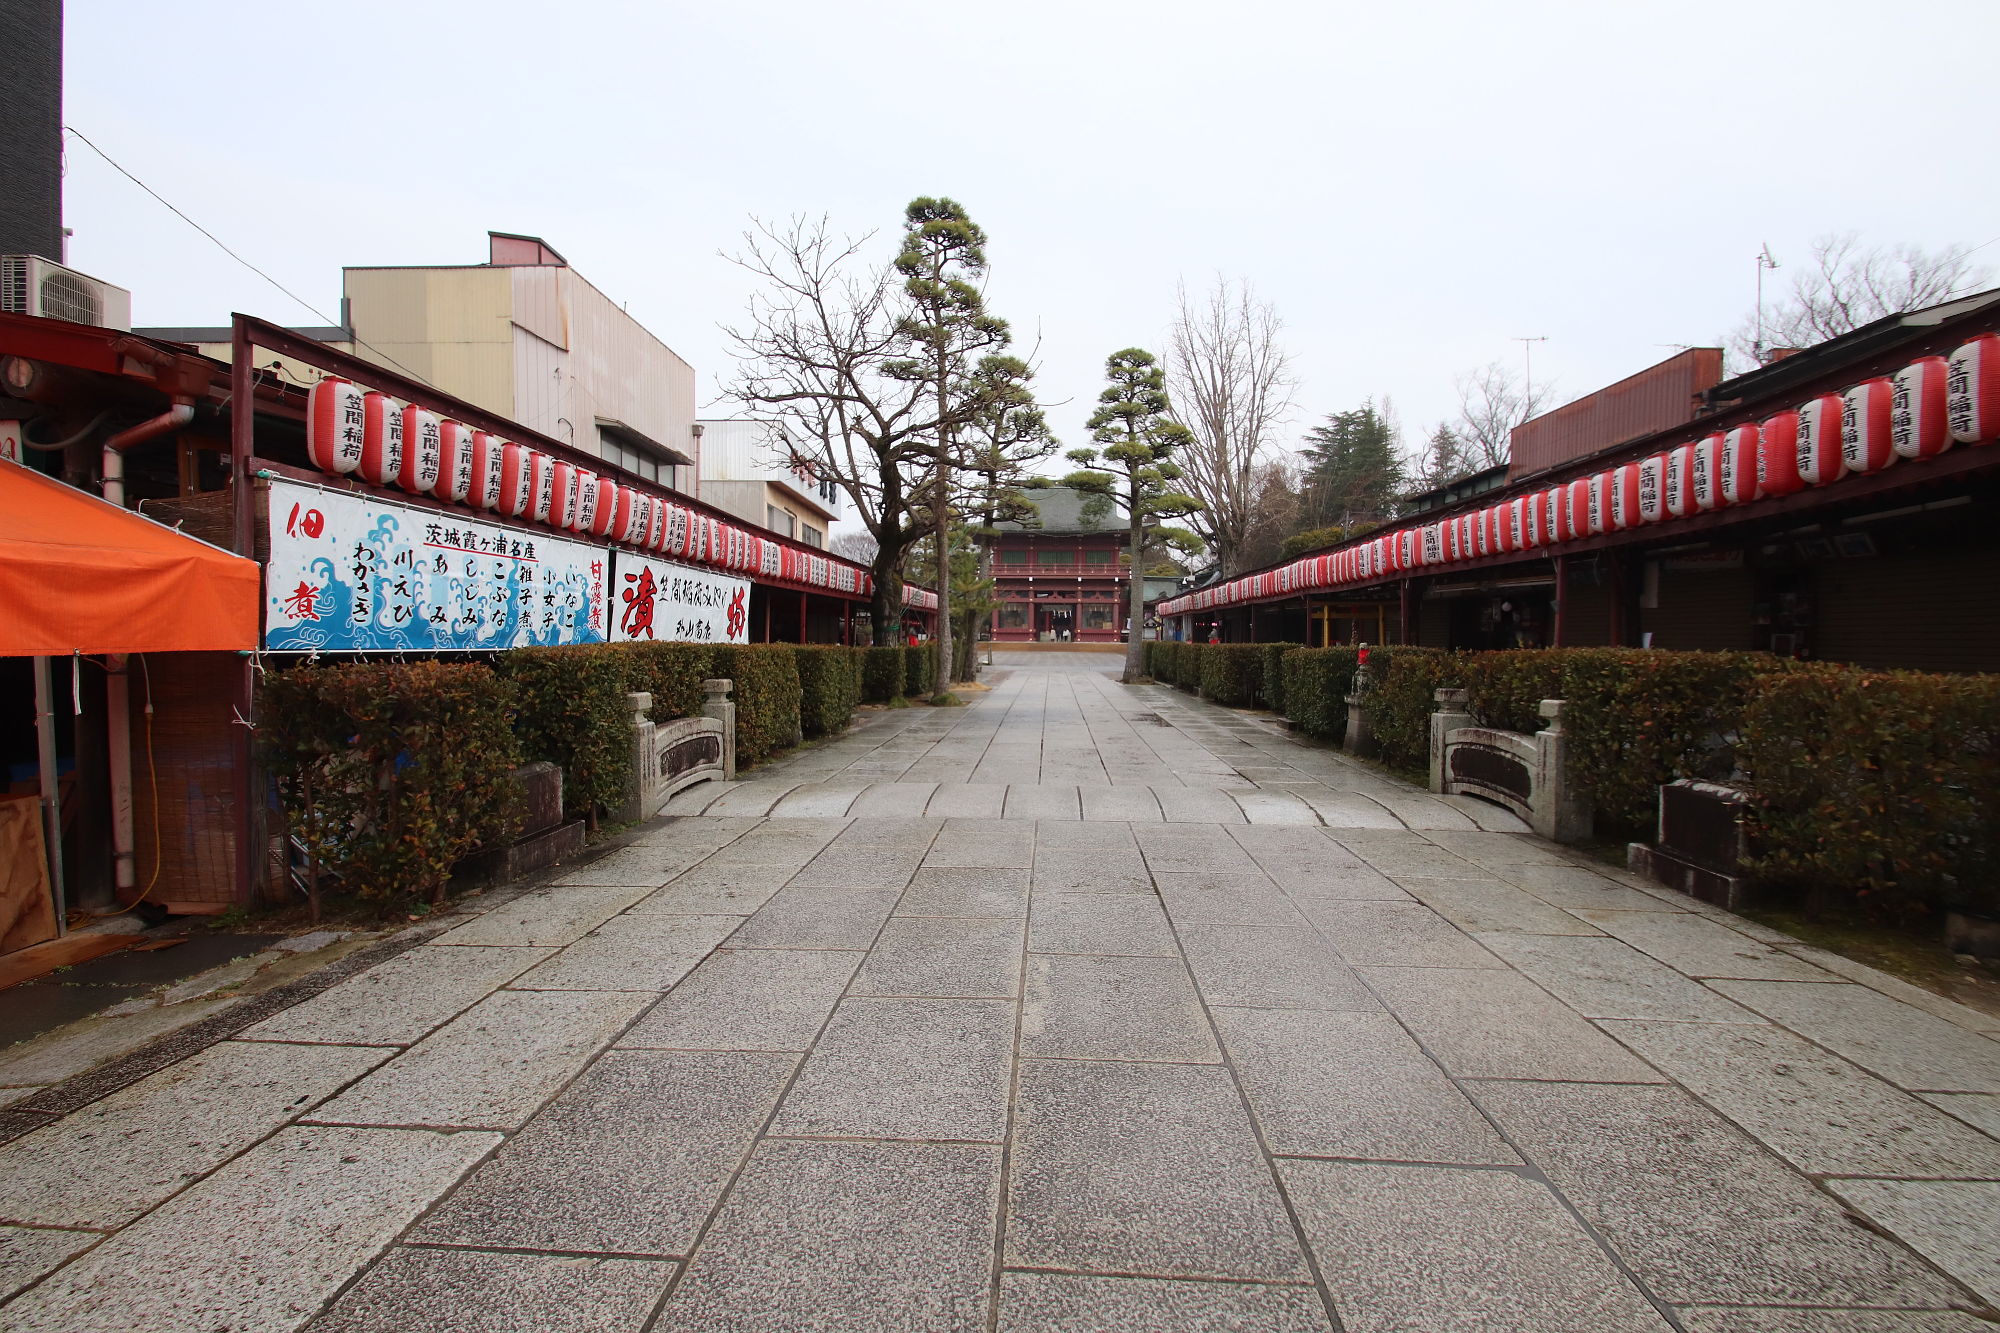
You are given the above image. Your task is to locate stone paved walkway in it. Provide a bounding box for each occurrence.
[3,651,1999,1330]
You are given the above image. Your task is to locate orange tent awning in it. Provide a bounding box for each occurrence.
[0,463,260,656]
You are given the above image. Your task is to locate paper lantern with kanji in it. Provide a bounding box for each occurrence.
[1565,478,1590,538]
[1585,472,1609,534]
[1759,411,1803,497]
[529,452,557,523]
[1795,395,1847,486]
[609,487,639,545]
[588,478,619,537]
[1948,334,2000,444]
[356,392,403,487]
[496,443,534,518]
[399,406,442,494]
[1421,524,1442,565]
[306,378,366,474]
[1543,487,1568,543]
[468,433,507,510]
[1722,424,1761,504]
[1840,379,1897,474]
[1636,454,1668,524]
[550,461,577,530]
[647,498,668,552]
[1608,464,1641,530]
[1664,446,1695,518]
[1400,529,1420,569]
[434,421,476,502]
[1891,357,1951,460]
[571,469,597,532]
[1690,433,1722,512]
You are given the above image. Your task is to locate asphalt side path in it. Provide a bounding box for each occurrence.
[2,650,1997,1331]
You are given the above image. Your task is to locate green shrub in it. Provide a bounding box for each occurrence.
[1259,642,1302,713]
[1282,646,1361,741]
[861,646,905,703]
[1740,665,2000,921]
[1171,641,1207,692]
[796,645,860,737]
[1200,644,1268,708]
[904,643,936,697]
[709,643,803,766]
[495,646,633,822]
[260,660,521,907]
[1362,646,1457,772]
[606,641,714,723]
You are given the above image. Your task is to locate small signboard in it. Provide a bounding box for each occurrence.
[609,552,751,644]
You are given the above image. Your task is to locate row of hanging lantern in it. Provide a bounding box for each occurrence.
[304,376,870,597]
[1160,333,2000,618]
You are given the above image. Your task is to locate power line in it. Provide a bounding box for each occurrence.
[61,125,435,388]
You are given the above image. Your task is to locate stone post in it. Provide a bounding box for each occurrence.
[1429,688,1472,793]
[1534,698,1592,842]
[1341,654,1376,757]
[703,679,737,782]
[616,691,656,825]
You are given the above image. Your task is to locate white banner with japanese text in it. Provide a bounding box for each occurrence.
[263,478,608,651]
[608,552,751,644]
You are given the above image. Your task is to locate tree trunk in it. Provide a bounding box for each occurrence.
[932,469,954,698]
[1122,489,1146,684]
[870,545,902,647]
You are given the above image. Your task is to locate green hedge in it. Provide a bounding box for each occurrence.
[260,660,521,907]
[1360,646,1456,772]
[861,646,906,703]
[1199,644,1267,708]
[904,643,937,697]
[796,645,861,737]
[1740,666,1999,921]
[607,641,716,725]
[1281,646,1361,741]
[1259,643,1302,714]
[496,646,633,822]
[709,644,803,765]
[1164,641,1205,692]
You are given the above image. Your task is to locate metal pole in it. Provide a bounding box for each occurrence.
[33,656,66,936]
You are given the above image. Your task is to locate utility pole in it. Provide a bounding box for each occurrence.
[1754,244,1781,364]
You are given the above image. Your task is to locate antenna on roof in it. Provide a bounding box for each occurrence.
[1512,336,1548,409]
[1754,244,1781,364]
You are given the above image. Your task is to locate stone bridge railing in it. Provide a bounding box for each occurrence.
[1429,689,1591,843]
[614,678,737,823]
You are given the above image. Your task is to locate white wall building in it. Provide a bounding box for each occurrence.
[696,417,840,549]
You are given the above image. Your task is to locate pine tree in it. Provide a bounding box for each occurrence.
[1298,400,1404,526]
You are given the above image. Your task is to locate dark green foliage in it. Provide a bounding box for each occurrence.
[606,641,715,724]
[1360,647,1458,772]
[861,646,906,703]
[1259,643,1302,713]
[796,646,861,738]
[1281,647,1361,741]
[1278,521,1381,562]
[260,661,521,907]
[904,643,937,697]
[1740,666,2000,921]
[709,644,803,766]
[1199,644,1269,708]
[495,646,634,821]
[1298,401,1404,528]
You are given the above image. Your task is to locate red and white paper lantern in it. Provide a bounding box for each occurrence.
[496,443,534,518]
[468,432,507,510]
[550,461,578,530]
[1759,411,1803,497]
[1565,478,1590,538]
[1947,334,2000,445]
[399,406,442,494]
[588,478,619,538]
[358,391,403,487]
[1892,357,1951,460]
[1637,454,1668,524]
[1840,379,1896,474]
[1794,395,1846,486]
[306,378,366,474]
[1690,433,1723,512]
[529,452,556,523]
[1722,424,1761,505]
[435,420,476,503]
[1608,464,1641,530]
[1665,445,1695,518]
[1544,487,1568,543]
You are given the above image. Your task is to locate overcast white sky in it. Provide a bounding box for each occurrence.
[60,0,2000,483]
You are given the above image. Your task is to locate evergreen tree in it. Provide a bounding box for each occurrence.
[1298,400,1404,527]
[1410,422,1471,492]
[1055,348,1204,684]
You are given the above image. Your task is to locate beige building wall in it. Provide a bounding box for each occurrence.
[702,478,830,548]
[343,266,515,416]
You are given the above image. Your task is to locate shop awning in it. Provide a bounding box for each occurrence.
[0,463,260,655]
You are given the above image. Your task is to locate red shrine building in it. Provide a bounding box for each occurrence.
[989,489,1131,643]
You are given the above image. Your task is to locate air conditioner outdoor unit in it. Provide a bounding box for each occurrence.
[0,255,132,331]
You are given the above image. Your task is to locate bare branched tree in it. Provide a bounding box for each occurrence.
[1729,232,1989,368]
[829,529,879,565]
[1165,278,1297,576]
[1454,363,1554,472]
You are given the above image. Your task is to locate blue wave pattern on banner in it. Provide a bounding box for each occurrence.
[264,480,608,652]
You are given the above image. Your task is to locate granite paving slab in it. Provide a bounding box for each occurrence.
[1022,953,1220,1063]
[1778,946,2000,1035]
[1478,934,1762,1022]
[0,1225,97,1303]
[0,1039,391,1229]
[771,996,1015,1142]
[430,885,654,947]
[1306,900,1502,968]
[238,944,553,1045]
[928,818,1038,868]
[1153,785,1250,824]
[511,913,741,991]
[627,863,789,915]
[725,884,902,950]
[1216,1008,1515,1164]
[995,1272,1332,1332]
[1335,839,1487,878]
[1231,789,1321,825]
[1399,876,1604,935]
[1006,1058,1309,1280]
[1027,895,1179,957]
[653,1139,999,1332]
[1078,785,1164,822]
[1140,824,1262,874]
[1032,845,1154,894]
[1,1124,498,1333]
[854,916,1025,999]
[1673,1309,1995,1332]
[1826,1179,2000,1308]
[1004,784,1082,821]
[1570,910,1831,982]
[1367,793,1480,831]
[896,866,1030,918]
[1292,789,1404,829]
[702,783,799,818]
[1176,924,1381,1010]
[1706,980,2000,1093]
[412,1049,793,1255]
[1496,863,1680,911]
[767,782,868,818]
[925,783,1010,819]
[618,947,862,1052]
[305,1248,675,1333]
[1153,871,1306,926]
[1472,1079,1967,1307]
[1363,966,1665,1082]
[1282,1159,1674,1332]
[1421,829,1572,867]
[847,781,942,818]
[1603,1019,2000,1178]
[305,989,651,1131]
[1921,1092,2000,1138]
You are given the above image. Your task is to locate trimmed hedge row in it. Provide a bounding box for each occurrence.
[1280,647,1361,742]
[1141,640,1298,711]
